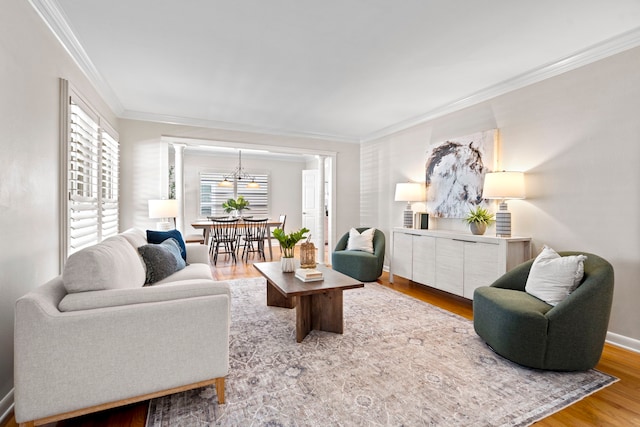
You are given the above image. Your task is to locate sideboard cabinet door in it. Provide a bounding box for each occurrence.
[412,235,436,286]
[463,241,501,299]
[435,238,464,296]
[392,231,413,280]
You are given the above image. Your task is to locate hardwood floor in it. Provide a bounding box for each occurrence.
[4,247,639,426]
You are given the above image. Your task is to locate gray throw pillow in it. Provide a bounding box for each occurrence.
[138,238,186,285]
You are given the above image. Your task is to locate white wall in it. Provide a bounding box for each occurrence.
[181,150,307,234]
[362,46,640,345]
[0,0,119,415]
[118,119,361,246]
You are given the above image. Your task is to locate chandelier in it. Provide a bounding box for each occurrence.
[219,150,259,188]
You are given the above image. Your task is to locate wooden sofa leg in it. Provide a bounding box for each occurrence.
[215,377,225,404]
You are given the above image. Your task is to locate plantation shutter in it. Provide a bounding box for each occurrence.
[68,98,101,252]
[100,125,119,239]
[64,82,120,257]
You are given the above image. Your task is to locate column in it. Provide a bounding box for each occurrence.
[173,143,186,233]
[317,155,326,264]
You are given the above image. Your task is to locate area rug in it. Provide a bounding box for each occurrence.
[146,277,617,426]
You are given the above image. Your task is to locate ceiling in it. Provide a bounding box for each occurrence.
[34,0,640,143]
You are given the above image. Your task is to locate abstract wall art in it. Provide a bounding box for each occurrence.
[425,129,497,218]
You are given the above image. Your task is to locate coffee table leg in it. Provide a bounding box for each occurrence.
[296,290,343,343]
[266,280,295,308]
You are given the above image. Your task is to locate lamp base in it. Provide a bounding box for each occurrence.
[403,207,413,228]
[495,202,511,237]
[156,221,174,231]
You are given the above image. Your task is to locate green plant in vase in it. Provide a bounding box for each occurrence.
[464,205,495,235]
[222,196,250,217]
[273,227,310,272]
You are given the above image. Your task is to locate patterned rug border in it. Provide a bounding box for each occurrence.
[146,277,618,426]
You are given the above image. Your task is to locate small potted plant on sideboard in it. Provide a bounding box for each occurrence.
[464,205,495,235]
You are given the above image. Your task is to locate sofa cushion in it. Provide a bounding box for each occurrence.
[58,279,230,312]
[120,227,148,248]
[63,235,146,293]
[525,245,587,306]
[138,238,187,285]
[154,262,213,285]
[346,227,375,253]
[147,229,187,261]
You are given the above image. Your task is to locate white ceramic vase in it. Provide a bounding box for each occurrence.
[281,257,296,272]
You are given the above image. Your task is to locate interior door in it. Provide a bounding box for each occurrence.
[302,169,320,248]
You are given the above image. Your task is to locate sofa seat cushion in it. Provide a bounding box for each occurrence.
[58,279,230,312]
[62,235,146,293]
[153,263,213,285]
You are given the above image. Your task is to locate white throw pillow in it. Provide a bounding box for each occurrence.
[346,228,376,253]
[525,245,587,306]
[63,235,146,293]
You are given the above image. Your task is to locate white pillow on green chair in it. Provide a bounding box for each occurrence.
[346,228,376,254]
[525,245,587,306]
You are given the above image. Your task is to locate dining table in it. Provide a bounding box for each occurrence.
[191,219,283,261]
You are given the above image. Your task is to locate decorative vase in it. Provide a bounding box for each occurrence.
[281,257,296,272]
[470,222,487,236]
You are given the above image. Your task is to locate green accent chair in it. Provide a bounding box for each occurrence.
[332,228,385,282]
[473,252,614,371]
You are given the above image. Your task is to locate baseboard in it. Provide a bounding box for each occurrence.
[0,388,14,425]
[606,331,640,353]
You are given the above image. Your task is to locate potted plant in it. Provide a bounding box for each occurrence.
[464,205,495,235]
[272,227,310,272]
[222,196,250,217]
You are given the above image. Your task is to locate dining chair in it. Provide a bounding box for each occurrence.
[239,218,268,262]
[277,214,286,233]
[209,218,240,265]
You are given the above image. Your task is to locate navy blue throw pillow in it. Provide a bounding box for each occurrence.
[146,229,187,261]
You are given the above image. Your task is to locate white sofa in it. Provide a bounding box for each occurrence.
[14,228,230,427]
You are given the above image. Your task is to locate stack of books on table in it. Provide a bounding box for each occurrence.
[295,268,324,282]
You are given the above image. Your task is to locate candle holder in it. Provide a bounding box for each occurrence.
[299,242,317,269]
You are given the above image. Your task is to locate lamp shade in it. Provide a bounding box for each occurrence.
[148,199,178,219]
[394,182,425,202]
[482,171,525,200]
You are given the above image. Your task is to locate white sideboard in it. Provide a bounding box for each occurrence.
[391,228,531,299]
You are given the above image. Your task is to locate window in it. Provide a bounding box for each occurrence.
[200,172,269,217]
[61,79,119,261]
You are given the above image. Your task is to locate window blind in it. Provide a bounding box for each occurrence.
[200,172,269,217]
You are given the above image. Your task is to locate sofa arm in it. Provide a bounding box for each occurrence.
[14,293,230,423]
[58,280,230,312]
[186,242,210,264]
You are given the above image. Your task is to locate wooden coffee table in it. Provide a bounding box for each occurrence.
[253,262,364,342]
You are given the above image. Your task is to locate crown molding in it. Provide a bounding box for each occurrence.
[28,0,124,115]
[122,110,360,144]
[361,26,640,143]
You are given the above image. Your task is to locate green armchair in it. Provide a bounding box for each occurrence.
[331,228,385,282]
[473,252,614,371]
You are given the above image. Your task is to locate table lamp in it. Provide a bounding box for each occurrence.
[482,171,525,237]
[148,199,178,231]
[394,182,425,228]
